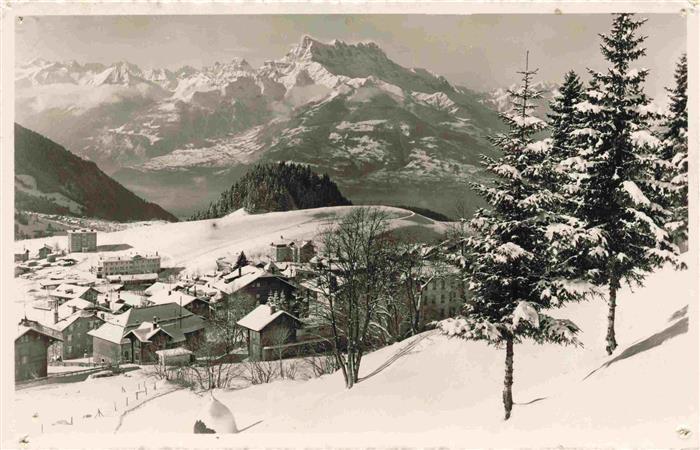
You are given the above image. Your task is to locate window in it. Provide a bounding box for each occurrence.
[441,279,445,290]
[67,334,72,342]
[440,294,445,304]
[20,356,29,365]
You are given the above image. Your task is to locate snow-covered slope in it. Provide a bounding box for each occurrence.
[11,205,449,323]
[115,258,697,448]
[8,257,696,449]
[16,36,504,217]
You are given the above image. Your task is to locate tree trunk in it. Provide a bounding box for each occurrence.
[503,337,514,420]
[346,348,355,389]
[606,284,618,355]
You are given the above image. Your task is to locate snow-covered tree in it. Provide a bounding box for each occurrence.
[548,70,584,165]
[657,54,688,248]
[439,53,588,420]
[570,14,683,355]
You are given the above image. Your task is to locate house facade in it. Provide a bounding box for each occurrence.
[49,311,105,360]
[237,304,301,361]
[97,253,161,277]
[419,273,466,322]
[15,319,63,382]
[67,229,97,253]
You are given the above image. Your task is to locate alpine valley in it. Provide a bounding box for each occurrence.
[15,36,547,218]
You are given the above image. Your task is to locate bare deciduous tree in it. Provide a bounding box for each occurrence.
[313,207,394,388]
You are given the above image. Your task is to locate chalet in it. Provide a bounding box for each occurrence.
[49,283,100,306]
[15,319,63,382]
[14,249,29,262]
[212,265,296,311]
[37,244,53,259]
[148,290,210,318]
[88,303,206,364]
[237,304,302,361]
[48,311,105,360]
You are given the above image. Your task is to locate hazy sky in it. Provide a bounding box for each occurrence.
[16,14,686,98]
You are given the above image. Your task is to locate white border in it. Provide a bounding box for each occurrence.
[1,2,697,449]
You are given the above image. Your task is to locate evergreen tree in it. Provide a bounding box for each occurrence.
[657,54,688,247]
[548,70,584,164]
[570,14,682,355]
[235,251,249,269]
[439,53,587,420]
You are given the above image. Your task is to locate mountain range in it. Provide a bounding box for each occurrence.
[16,36,559,218]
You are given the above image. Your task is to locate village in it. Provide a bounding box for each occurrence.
[14,215,462,385]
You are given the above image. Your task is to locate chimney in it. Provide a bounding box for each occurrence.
[153,316,159,329]
[53,309,59,324]
[168,290,171,296]
[71,306,77,314]
[269,304,276,314]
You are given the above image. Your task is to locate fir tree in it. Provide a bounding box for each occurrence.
[570,14,682,355]
[548,70,584,164]
[657,54,688,247]
[439,53,587,420]
[235,251,248,270]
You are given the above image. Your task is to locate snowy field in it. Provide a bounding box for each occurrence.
[6,258,697,449]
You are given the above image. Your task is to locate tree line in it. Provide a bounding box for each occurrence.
[190,161,352,220]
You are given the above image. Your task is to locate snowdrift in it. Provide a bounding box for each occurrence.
[111,259,697,447]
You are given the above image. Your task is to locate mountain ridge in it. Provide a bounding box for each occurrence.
[14,123,178,224]
[16,36,508,217]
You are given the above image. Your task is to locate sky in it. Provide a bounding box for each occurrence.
[16,14,686,98]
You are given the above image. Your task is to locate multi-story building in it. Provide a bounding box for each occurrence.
[67,229,97,253]
[270,239,316,263]
[48,311,105,360]
[96,253,161,278]
[420,271,466,322]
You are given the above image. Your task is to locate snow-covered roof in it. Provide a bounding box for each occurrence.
[17,320,63,342]
[51,310,101,332]
[49,283,92,300]
[214,266,290,295]
[155,347,193,357]
[237,304,300,332]
[90,302,204,344]
[88,322,127,344]
[57,298,96,318]
[148,290,202,307]
[144,282,177,296]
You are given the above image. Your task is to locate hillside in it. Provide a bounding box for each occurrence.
[8,258,696,448]
[14,123,178,225]
[12,206,449,282]
[191,161,351,219]
[16,36,505,217]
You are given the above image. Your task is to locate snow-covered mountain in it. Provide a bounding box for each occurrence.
[483,80,559,115]
[16,37,505,217]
